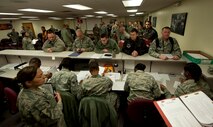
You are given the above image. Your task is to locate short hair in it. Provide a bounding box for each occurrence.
[145,21,152,25]
[15,66,37,88]
[89,60,99,72]
[162,26,171,31]
[184,63,202,82]
[130,28,139,34]
[29,57,41,68]
[47,29,55,34]
[100,33,108,38]
[41,26,45,29]
[134,63,146,72]
[58,57,74,71]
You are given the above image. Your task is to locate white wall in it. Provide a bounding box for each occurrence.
[148,0,213,56]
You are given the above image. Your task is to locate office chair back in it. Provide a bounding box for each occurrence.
[4,87,18,114]
[126,98,165,127]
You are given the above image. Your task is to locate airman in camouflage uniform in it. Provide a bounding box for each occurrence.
[50,67,80,98]
[116,26,130,42]
[162,79,213,99]
[79,61,118,108]
[22,32,35,50]
[73,29,94,52]
[95,33,120,54]
[16,66,66,127]
[42,30,65,52]
[124,63,161,102]
[61,24,74,51]
[161,63,213,99]
[149,26,182,60]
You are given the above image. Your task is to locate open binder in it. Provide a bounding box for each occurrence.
[154,91,213,127]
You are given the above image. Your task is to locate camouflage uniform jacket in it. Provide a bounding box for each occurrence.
[163,79,213,98]
[95,39,120,54]
[73,36,94,52]
[42,35,65,52]
[22,37,35,50]
[50,68,80,98]
[149,37,182,58]
[61,28,74,51]
[124,70,161,101]
[17,87,66,127]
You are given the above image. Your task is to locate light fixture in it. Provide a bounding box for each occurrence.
[112,15,118,17]
[96,16,103,18]
[0,12,23,15]
[28,19,40,21]
[20,16,38,19]
[85,15,94,17]
[127,9,138,13]
[136,12,144,15]
[107,14,114,16]
[18,8,54,13]
[49,17,62,20]
[122,0,143,7]
[129,14,135,16]
[81,17,87,19]
[63,4,92,10]
[0,18,20,20]
[94,11,107,14]
[66,17,74,20]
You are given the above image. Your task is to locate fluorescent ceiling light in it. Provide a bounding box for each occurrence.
[94,11,107,14]
[63,4,92,10]
[129,14,135,16]
[81,17,87,19]
[0,12,23,15]
[112,15,118,17]
[85,15,94,17]
[21,16,38,19]
[0,18,20,20]
[96,16,103,18]
[28,19,40,21]
[49,17,62,20]
[66,17,74,20]
[122,0,143,7]
[127,9,138,13]
[107,14,115,16]
[136,12,144,15]
[18,8,54,13]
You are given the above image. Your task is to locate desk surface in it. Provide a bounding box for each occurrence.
[199,64,213,79]
[0,49,186,62]
[122,53,186,62]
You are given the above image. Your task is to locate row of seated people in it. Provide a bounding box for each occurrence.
[22,26,182,61]
[4,56,212,127]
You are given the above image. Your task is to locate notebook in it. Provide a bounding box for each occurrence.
[154,91,213,127]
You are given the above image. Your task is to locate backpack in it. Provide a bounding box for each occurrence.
[155,37,174,53]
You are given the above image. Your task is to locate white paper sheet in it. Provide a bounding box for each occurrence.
[162,54,173,59]
[180,91,213,126]
[0,63,19,70]
[173,81,181,89]
[156,98,202,127]
[91,53,102,58]
[77,71,90,83]
[112,81,125,91]
[188,53,208,59]
[105,72,121,80]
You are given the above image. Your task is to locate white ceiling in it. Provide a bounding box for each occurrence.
[0,0,181,19]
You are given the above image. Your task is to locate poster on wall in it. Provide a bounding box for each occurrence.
[170,12,188,35]
[152,17,157,27]
[0,23,13,30]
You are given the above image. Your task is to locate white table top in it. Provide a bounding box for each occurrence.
[199,64,213,79]
[122,53,187,63]
[0,49,187,63]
